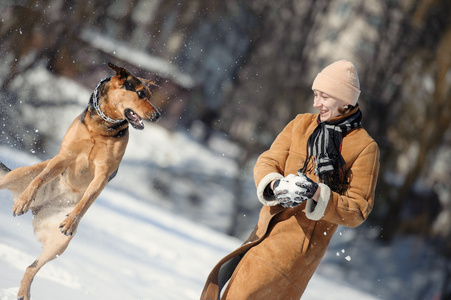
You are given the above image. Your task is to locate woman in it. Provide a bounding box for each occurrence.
[201,60,380,300]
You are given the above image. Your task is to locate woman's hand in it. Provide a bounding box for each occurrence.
[272,172,319,207]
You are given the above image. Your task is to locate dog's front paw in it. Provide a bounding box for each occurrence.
[12,191,35,216]
[59,213,80,236]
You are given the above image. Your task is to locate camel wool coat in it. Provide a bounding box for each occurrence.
[201,111,380,300]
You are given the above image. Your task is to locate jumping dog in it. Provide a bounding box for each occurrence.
[0,62,161,300]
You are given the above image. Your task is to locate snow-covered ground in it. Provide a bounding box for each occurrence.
[0,143,380,300]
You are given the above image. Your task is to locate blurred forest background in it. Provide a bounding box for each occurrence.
[1,0,451,297]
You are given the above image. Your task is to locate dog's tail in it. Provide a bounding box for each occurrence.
[0,162,11,179]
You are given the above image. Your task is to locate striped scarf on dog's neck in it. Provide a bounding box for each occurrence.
[300,107,362,193]
[92,77,123,124]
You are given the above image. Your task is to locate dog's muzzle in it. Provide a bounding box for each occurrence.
[150,111,161,123]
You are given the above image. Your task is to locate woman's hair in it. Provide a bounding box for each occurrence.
[338,104,356,115]
[299,157,350,194]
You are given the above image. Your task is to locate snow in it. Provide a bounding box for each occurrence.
[320,227,447,300]
[0,141,379,300]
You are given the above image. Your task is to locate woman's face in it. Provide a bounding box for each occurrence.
[313,90,347,122]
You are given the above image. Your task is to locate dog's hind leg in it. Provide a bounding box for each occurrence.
[0,160,49,192]
[18,213,73,300]
[17,238,73,300]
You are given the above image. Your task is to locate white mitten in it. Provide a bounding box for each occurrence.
[273,172,318,208]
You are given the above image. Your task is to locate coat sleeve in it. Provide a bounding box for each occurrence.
[305,140,380,227]
[253,118,296,206]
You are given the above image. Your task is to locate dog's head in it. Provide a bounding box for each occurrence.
[99,62,161,129]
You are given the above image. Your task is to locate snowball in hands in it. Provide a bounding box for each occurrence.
[273,172,319,208]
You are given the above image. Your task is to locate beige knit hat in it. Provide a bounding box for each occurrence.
[312,60,360,106]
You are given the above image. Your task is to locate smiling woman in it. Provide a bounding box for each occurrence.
[201,60,380,300]
[312,60,360,122]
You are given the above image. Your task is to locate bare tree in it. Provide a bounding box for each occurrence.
[365,0,451,241]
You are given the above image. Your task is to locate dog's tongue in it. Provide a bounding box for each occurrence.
[129,110,143,127]
[130,111,143,125]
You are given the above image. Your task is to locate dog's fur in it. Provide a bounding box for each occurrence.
[0,62,160,300]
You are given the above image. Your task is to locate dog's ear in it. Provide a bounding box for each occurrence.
[139,77,159,88]
[107,62,130,80]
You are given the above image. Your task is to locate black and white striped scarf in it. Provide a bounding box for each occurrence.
[301,108,362,193]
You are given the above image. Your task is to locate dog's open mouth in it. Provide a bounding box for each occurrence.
[124,108,144,130]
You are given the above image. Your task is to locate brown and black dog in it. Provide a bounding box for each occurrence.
[0,62,160,300]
